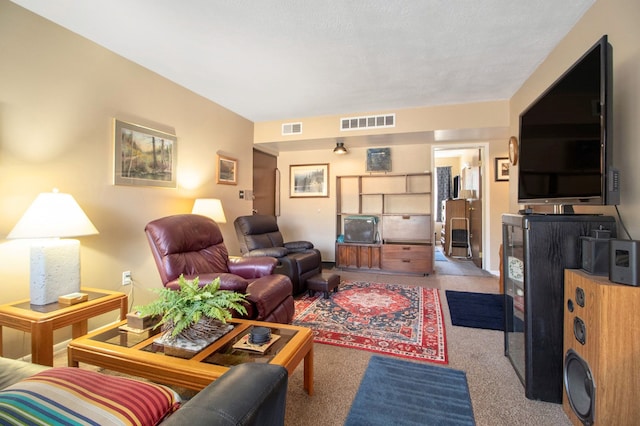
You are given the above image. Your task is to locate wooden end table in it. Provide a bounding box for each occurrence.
[0,288,128,366]
[67,318,314,395]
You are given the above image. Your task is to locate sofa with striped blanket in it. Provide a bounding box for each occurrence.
[0,357,288,425]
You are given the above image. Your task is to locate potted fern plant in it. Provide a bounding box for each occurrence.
[136,275,248,344]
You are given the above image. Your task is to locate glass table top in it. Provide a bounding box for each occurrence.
[88,322,298,367]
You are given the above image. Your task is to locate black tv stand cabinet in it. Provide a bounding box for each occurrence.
[502,213,616,403]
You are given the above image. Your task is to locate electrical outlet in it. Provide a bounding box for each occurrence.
[122,271,132,286]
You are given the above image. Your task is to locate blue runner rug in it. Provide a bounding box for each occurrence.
[345,356,475,426]
[446,290,523,332]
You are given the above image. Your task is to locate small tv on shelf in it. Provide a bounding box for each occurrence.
[344,216,378,244]
[517,35,619,207]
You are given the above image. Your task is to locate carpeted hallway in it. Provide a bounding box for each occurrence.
[433,245,493,277]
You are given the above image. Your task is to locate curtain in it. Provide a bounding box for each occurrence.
[436,166,451,222]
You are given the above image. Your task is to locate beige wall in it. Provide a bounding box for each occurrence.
[0,2,255,358]
[509,0,640,238]
[255,101,509,144]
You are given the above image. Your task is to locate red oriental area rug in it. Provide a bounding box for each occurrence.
[293,281,447,364]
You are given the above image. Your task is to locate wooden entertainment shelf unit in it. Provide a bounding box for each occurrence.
[335,172,433,275]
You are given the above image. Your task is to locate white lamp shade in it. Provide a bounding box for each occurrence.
[8,191,99,239]
[192,198,227,223]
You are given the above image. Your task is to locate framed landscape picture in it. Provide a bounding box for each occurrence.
[217,154,238,185]
[114,119,177,188]
[290,164,329,198]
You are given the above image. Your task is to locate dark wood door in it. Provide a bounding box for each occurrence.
[252,149,277,216]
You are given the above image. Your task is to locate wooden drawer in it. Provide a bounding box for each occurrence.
[382,258,430,273]
[383,215,431,241]
[382,244,432,273]
[382,244,430,259]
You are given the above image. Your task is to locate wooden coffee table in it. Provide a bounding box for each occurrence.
[67,318,314,395]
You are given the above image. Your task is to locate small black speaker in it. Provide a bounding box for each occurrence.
[609,239,640,286]
[580,233,610,275]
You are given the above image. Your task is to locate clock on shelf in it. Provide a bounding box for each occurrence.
[509,136,519,166]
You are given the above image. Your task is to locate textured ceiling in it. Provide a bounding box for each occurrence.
[12,0,594,126]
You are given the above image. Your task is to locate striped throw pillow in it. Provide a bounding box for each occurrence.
[0,367,180,425]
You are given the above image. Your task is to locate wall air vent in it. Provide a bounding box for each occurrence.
[282,122,303,135]
[340,114,395,131]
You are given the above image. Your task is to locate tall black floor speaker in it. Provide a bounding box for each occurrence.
[503,214,616,403]
[563,269,640,425]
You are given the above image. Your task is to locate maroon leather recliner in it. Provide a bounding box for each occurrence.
[145,214,295,324]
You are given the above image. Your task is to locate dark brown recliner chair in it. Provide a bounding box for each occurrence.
[145,214,295,324]
[234,215,322,296]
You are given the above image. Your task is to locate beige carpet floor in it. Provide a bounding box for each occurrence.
[54,261,572,426]
[282,268,571,426]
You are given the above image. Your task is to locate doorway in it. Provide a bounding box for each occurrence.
[433,145,486,270]
[252,149,277,216]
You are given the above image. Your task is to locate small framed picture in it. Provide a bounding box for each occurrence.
[290,164,329,198]
[113,119,177,188]
[217,154,238,185]
[495,157,510,181]
[366,147,391,172]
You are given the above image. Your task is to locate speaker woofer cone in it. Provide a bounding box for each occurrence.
[564,349,595,425]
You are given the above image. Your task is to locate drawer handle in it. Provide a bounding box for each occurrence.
[402,247,411,250]
[402,259,411,263]
[402,215,411,220]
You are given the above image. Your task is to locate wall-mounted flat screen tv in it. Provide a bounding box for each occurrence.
[518,35,619,206]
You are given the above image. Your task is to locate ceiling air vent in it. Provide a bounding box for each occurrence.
[340,114,395,131]
[282,122,302,135]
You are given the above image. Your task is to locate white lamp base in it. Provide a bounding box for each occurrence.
[29,239,81,305]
